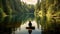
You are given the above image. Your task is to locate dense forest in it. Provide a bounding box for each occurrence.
[0,0,60,34]
[0,0,35,34]
[0,0,35,23]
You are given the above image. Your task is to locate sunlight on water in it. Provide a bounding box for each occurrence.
[14,20,42,34]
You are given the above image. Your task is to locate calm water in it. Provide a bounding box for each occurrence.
[0,13,60,34]
[13,20,42,34]
[0,13,43,34]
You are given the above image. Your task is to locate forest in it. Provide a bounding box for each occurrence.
[0,0,60,34]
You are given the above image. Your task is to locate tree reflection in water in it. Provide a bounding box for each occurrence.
[0,13,60,34]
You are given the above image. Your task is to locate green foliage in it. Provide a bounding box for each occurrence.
[0,0,35,28]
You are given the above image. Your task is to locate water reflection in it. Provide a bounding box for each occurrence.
[26,21,35,34]
[0,13,60,34]
[15,20,41,34]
